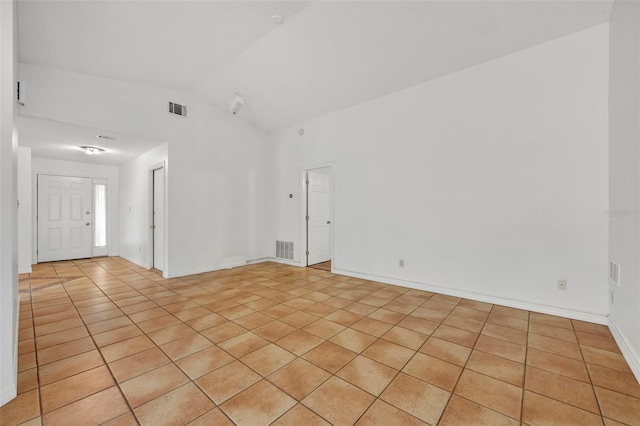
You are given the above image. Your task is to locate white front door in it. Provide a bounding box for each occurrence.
[307,169,331,266]
[153,167,165,271]
[37,175,93,262]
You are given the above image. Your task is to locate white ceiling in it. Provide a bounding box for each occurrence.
[18,116,165,166]
[18,0,613,154]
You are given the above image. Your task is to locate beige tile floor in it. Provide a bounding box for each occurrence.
[1,257,640,426]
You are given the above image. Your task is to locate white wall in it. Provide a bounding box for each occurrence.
[19,64,274,277]
[608,0,640,381]
[18,63,192,145]
[0,0,19,407]
[119,144,167,269]
[18,147,32,273]
[166,99,274,277]
[271,24,610,322]
[31,157,120,261]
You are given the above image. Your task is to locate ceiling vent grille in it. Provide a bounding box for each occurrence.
[169,102,187,117]
[276,241,294,260]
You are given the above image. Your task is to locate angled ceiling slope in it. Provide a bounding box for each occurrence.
[19,1,613,134]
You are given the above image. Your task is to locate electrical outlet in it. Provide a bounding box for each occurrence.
[557,279,567,290]
[399,259,405,268]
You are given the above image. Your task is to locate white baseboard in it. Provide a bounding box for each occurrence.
[246,257,274,265]
[268,257,305,268]
[333,267,608,325]
[118,253,150,270]
[167,261,249,279]
[0,384,17,407]
[2,296,19,407]
[608,316,640,384]
[165,257,306,278]
[18,266,32,274]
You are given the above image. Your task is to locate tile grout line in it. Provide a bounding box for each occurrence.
[47,260,142,425]
[16,258,637,426]
[433,296,476,425]
[520,309,530,424]
[573,318,606,421]
[28,278,44,426]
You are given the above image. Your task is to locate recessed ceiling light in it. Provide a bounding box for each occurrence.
[80,146,105,155]
[271,14,283,25]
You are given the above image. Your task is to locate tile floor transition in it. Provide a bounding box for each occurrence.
[1,257,639,425]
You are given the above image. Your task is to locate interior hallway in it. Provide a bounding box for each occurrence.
[1,257,639,425]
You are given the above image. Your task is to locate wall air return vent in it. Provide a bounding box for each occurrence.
[169,102,187,117]
[276,241,294,260]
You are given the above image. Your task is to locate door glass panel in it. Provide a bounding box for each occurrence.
[94,184,107,247]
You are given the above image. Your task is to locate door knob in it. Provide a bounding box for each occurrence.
[327,221,331,224]
[85,223,91,226]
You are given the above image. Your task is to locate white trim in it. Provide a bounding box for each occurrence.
[333,267,609,325]
[2,296,20,407]
[0,384,17,407]
[13,297,18,395]
[247,257,304,267]
[34,173,111,262]
[165,257,306,278]
[18,266,32,274]
[245,257,274,265]
[148,162,166,275]
[269,257,305,268]
[118,253,150,270]
[166,263,245,278]
[609,316,640,384]
[300,162,335,267]
[92,178,109,257]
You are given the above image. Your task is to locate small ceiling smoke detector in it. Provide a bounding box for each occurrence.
[80,146,105,155]
[96,134,115,140]
[271,14,283,25]
[298,128,304,135]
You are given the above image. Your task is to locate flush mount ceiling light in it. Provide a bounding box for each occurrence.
[270,14,283,25]
[80,145,105,155]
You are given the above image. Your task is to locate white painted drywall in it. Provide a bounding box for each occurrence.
[166,98,274,277]
[18,147,32,273]
[0,0,18,407]
[31,157,120,262]
[608,0,640,380]
[271,24,610,320]
[18,63,193,145]
[18,64,274,277]
[119,143,167,270]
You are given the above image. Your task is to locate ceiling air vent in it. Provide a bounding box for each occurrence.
[169,102,187,117]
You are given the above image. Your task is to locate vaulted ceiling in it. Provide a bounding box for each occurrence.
[17,0,613,161]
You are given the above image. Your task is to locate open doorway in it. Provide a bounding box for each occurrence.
[304,165,333,270]
[151,166,165,272]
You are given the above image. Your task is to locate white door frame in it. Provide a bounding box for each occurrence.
[33,172,113,264]
[300,162,335,268]
[148,161,167,276]
[92,178,109,258]
[36,173,98,263]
